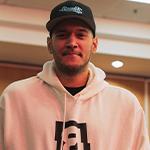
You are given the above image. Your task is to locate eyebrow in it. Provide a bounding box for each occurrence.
[77,28,89,33]
[54,29,67,33]
[54,28,89,33]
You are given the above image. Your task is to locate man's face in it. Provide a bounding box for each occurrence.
[47,19,98,75]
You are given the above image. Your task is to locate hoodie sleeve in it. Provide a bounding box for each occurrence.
[134,108,150,150]
[0,94,5,150]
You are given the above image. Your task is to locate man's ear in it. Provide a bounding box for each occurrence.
[92,36,98,53]
[47,37,53,54]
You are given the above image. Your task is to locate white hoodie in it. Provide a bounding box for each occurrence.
[0,61,149,150]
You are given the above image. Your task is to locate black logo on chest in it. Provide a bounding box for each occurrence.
[55,120,91,150]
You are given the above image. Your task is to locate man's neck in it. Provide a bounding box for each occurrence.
[54,68,89,88]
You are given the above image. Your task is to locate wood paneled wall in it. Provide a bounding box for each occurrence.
[0,64,41,93]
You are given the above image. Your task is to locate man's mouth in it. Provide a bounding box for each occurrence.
[63,51,82,57]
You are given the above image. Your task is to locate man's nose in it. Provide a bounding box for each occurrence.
[66,35,78,49]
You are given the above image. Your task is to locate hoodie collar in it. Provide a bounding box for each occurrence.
[37,60,108,99]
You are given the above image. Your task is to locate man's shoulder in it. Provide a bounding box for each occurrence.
[105,84,135,97]
[103,84,142,110]
[2,76,40,94]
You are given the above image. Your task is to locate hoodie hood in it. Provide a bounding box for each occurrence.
[37,60,109,100]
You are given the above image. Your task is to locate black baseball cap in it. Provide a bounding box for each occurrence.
[46,0,96,37]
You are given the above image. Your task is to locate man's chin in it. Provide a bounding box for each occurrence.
[55,59,89,75]
[57,63,84,75]
[62,65,82,75]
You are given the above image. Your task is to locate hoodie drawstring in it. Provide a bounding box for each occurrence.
[60,93,67,149]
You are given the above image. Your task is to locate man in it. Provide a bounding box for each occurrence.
[0,0,149,149]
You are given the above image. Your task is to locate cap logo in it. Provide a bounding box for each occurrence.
[59,6,82,14]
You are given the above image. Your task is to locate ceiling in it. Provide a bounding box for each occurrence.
[0,0,150,78]
[1,0,150,23]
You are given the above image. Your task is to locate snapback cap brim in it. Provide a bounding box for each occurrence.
[46,15,95,36]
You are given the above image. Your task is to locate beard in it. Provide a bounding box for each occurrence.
[54,58,90,76]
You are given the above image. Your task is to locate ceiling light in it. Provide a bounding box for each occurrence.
[111,60,124,68]
[127,0,150,4]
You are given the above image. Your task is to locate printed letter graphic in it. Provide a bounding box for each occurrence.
[55,120,90,150]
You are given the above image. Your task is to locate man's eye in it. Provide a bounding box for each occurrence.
[77,33,86,38]
[55,33,67,38]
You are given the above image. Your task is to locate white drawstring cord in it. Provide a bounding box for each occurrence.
[60,93,67,150]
